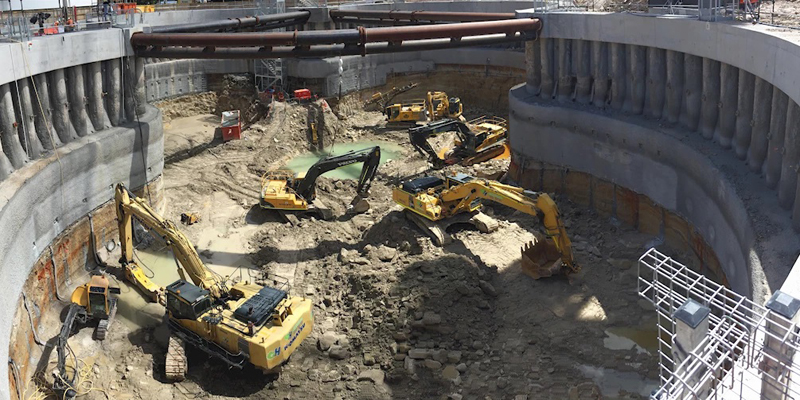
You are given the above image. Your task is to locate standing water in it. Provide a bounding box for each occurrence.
[284,141,403,180]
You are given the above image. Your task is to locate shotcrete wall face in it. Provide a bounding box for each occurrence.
[510,15,800,301]
[0,55,164,399]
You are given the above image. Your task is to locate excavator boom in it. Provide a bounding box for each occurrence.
[116,184,222,300]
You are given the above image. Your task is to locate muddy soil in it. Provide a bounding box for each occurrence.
[41,75,683,400]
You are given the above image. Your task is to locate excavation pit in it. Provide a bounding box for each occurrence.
[9,79,731,400]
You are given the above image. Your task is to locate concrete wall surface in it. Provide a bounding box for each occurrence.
[0,105,163,400]
[510,13,800,302]
[286,47,524,96]
[0,29,132,87]
[510,87,800,301]
[337,1,533,13]
[534,12,800,119]
[137,7,258,27]
[144,59,252,102]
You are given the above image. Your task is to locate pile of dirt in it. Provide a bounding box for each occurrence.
[155,92,216,123]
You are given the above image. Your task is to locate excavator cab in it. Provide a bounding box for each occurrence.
[448,97,462,119]
[70,274,120,320]
[166,280,214,321]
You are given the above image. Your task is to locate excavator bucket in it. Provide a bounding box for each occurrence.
[520,233,565,279]
[347,194,371,214]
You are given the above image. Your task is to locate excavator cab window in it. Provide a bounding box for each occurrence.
[88,288,106,317]
[166,280,212,320]
[448,99,459,115]
[193,297,212,318]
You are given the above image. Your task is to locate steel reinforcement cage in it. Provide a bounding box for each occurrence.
[637,248,800,399]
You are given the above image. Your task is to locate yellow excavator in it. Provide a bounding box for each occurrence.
[409,116,509,168]
[52,273,120,399]
[364,82,418,111]
[384,91,463,125]
[392,173,578,279]
[426,91,463,121]
[261,146,381,220]
[115,183,313,380]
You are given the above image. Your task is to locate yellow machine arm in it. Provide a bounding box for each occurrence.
[439,177,576,273]
[115,184,224,301]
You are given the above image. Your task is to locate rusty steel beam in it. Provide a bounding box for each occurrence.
[135,33,529,59]
[151,11,311,33]
[131,18,541,49]
[329,10,516,22]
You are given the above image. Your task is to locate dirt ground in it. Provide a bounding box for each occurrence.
[32,73,687,400]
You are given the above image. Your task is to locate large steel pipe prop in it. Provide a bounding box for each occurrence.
[131,18,541,49]
[329,10,516,22]
[151,11,311,33]
[135,33,531,59]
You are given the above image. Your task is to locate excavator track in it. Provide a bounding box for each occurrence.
[95,298,117,341]
[461,142,510,166]
[404,210,498,246]
[165,334,187,382]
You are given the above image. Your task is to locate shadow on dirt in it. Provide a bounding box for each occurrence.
[127,325,273,397]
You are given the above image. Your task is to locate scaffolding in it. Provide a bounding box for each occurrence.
[637,248,800,399]
[253,0,285,92]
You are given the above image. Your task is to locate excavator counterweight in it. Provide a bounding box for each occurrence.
[393,173,579,279]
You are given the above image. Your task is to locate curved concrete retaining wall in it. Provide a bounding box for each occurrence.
[509,12,800,302]
[1,105,163,400]
[0,29,148,185]
[0,23,179,400]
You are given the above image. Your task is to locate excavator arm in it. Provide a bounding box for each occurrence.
[294,146,381,202]
[408,119,476,167]
[115,184,224,301]
[52,303,83,399]
[439,175,577,275]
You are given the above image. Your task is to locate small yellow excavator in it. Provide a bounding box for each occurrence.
[261,146,381,219]
[426,91,463,121]
[384,91,463,125]
[392,173,578,279]
[52,273,120,399]
[115,183,313,380]
[364,82,418,111]
[409,116,509,168]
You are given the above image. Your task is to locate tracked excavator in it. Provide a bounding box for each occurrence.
[261,146,381,219]
[52,274,120,399]
[384,91,463,125]
[409,116,509,168]
[364,82,418,111]
[115,183,313,380]
[426,91,463,121]
[392,173,578,279]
